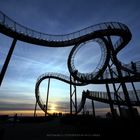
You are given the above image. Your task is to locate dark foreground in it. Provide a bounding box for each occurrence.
[0,115,140,139]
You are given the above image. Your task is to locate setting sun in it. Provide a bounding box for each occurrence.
[48,103,58,113]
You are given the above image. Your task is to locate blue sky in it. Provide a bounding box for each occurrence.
[0,0,140,115]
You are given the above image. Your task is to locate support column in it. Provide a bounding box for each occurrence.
[128,72,140,103]
[107,36,134,119]
[92,100,95,117]
[45,78,50,117]
[34,99,38,117]
[69,76,78,115]
[127,72,139,103]
[70,75,72,115]
[0,38,17,86]
[131,82,139,102]
[106,83,116,119]
[83,104,85,115]
[108,64,122,117]
[74,79,77,114]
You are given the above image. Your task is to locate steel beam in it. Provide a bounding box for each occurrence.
[0,38,17,86]
[34,99,37,117]
[45,78,50,117]
[92,100,95,117]
[107,36,134,119]
[106,83,116,118]
[70,75,72,115]
[108,63,122,117]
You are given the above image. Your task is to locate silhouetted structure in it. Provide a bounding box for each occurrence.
[0,11,140,120]
[120,107,139,118]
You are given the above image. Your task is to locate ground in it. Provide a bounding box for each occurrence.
[0,115,140,140]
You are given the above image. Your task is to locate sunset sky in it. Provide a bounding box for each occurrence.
[0,0,140,116]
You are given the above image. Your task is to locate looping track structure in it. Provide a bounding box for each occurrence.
[0,11,140,117]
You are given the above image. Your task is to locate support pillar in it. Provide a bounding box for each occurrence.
[92,100,95,117]
[45,78,50,117]
[107,36,134,119]
[106,83,116,119]
[70,75,72,115]
[127,71,139,103]
[83,104,85,115]
[74,79,77,114]
[34,99,38,117]
[108,63,122,117]
[0,38,17,86]
[131,82,139,102]
[69,75,78,115]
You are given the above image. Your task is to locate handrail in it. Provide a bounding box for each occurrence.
[0,11,130,47]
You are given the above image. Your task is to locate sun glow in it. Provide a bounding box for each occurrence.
[48,103,61,114]
[0,110,43,116]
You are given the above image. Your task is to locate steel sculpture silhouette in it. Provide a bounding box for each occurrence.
[0,11,140,118]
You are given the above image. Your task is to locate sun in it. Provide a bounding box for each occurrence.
[48,103,58,114]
